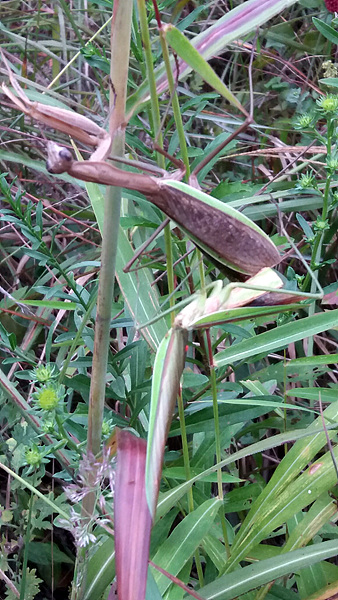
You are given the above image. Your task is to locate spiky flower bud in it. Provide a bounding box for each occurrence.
[294,113,314,130]
[313,218,329,232]
[25,446,43,466]
[316,94,338,113]
[326,156,338,172]
[35,385,61,411]
[298,172,316,189]
[33,364,57,383]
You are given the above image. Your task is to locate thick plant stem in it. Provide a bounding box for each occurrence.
[87,0,133,460]
[75,2,133,599]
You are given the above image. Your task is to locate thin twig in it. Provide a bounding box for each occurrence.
[123,218,170,272]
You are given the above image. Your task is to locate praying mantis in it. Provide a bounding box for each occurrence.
[2,53,330,600]
[1,50,324,402]
[1,55,323,341]
[1,56,281,277]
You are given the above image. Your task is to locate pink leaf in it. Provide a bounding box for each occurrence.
[114,429,152,600]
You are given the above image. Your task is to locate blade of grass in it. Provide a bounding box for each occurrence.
[197,540,338,600]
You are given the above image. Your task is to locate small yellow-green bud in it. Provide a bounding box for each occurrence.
[294,114,313,129]
[326,157,338,172]
[34,364,56,383]
[102,419,113,437]
[316,94,338,113]
[35,386,60,411]
[313,218,329,232]
[25,447,42,466]
[298,173,316,189]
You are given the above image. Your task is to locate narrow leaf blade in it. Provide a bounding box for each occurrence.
[115,429,152,600]
[216,310,338,366]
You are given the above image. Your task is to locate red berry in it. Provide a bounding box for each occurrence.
[325,0,338,12]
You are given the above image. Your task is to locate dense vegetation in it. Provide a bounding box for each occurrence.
[0,1,338,599]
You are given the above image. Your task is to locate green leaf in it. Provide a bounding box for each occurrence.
[285,494,338,553]
[196,540,338,600]
[227,402,338,569]
[163,24,245,114]
[319,77,338,88]
[162,467,242,483]
[145,570,163,600]
[21,299,78,310]
[313,17,338,45]
[216,310,338,366]
[83,537,115,600]
[152,498,222,595]
[285,387,338,403]
[155,414,338,522]
[28,542,74,565]
[182,371,209,388]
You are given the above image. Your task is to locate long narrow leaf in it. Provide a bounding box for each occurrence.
[115,429,152,600]
[227,401,338,569]
[146,327,187,518]
[228,445,338,568]
[313,17,338,45]
[163,24,245,114]
[152,498,222,595]
[195,540,338,600]
[127,0,299,114]
[83,538,115,600]
[216,309,338,366]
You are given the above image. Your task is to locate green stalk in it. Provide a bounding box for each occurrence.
[74,3,133,598]
[303,117,335,366]
[157,15,205,582]
[177,388,204,587]
[59,295,98,384]
[55,414,80,453]
[158,25,190,177]
[206,329,230,558]
[136,0,175,323]
[20,471,36,600]
[87,0,133,460]
[177,389,192,506]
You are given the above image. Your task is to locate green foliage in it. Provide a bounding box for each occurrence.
[5,568,42,600]
[1,1,338,599]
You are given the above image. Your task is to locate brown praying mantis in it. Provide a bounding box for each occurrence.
[2,53,330,600]
[1,57,280,276]
[1,55,323,303]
